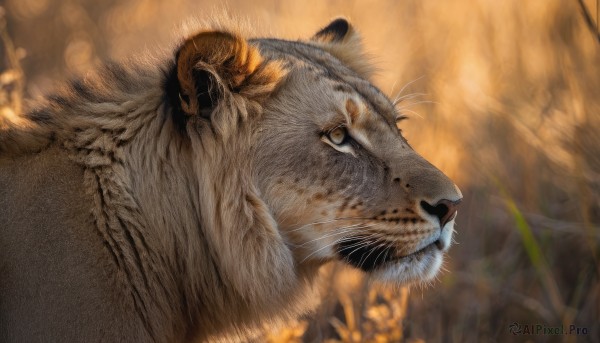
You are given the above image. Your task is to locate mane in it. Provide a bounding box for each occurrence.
[0,59,166,156]
[0,22,316,340]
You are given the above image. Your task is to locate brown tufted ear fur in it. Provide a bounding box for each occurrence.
[310,18,376,79]
[175,31,263,118]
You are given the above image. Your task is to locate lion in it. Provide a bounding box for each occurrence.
[0,18,462,342]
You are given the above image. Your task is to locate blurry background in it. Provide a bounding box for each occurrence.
[1,0,599,342]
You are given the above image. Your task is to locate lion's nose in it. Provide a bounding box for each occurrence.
[420,199,462,228]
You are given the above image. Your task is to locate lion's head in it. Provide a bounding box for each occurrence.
[169,18,462,288]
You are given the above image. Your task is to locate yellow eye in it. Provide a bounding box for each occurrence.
[328,127,348,145]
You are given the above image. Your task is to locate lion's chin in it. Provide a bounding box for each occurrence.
[369,244,444,285]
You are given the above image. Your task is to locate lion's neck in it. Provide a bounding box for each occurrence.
[119,113,321,340]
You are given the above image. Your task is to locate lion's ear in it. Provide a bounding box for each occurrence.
[312,18,352,43]
[174,31,263,118]
[310,18,375,79]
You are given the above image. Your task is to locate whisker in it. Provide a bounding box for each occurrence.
[339,236,382,260]
[371,238,397,269]
[395,100,439,110]
[295,224,369,247]
[392,92,427,106]
[299,241,339,264]
[396,108,423,119]
[298,226,379,263]
[285,216,374,233]
[353,225,391,268]
[393,76,425,100]
[389,80,398,97]
[357,239,388,270]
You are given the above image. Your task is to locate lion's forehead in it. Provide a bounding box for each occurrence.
[254,38,398,128]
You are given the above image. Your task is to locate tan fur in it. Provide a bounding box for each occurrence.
[0,18,461,342]
[310,17,377,79]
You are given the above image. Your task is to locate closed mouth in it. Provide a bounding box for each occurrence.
[336,236,442,272]
[405,240,441,258]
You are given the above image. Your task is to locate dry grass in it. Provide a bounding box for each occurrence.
[0,8,24,127]
[2,0,599,342]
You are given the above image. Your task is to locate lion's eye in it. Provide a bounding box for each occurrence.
[322,125,356,156]
[328,127,348,145]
